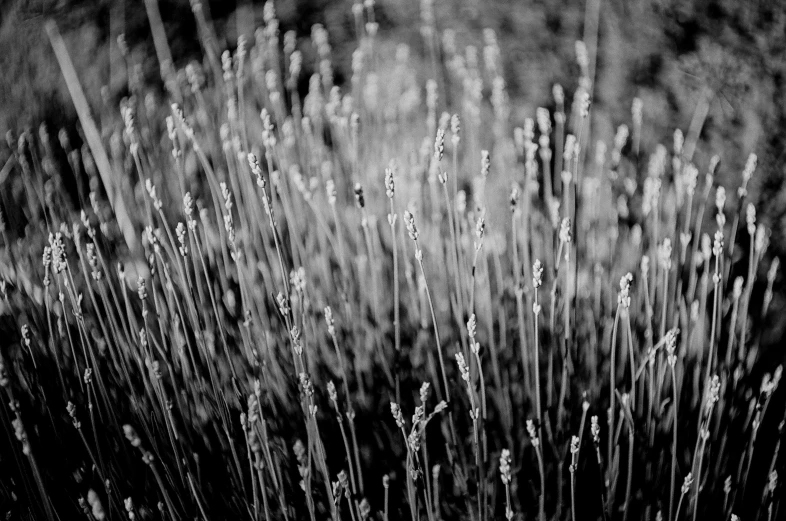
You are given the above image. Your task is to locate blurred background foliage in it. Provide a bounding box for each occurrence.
[1,0,785,248]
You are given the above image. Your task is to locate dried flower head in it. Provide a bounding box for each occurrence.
[324,306,335,336]
[559,217,572,244]
[708,375,721,403]
[742,153,757,183]
[390,402,404,428]
[713,230,724,257]
[533,260,544,288]
[433,128,445,163]
[618,273,633,308]
[526,419,539,447]
[384,167,395,198]
[590,415,600,443]
[746,203,756,236]
[325,179,337,206]
[659,239,672,270]
[632,98,643,125]
[481,150,490,178]
[499,449,512,484]
[419,382,430,404]
[716,186,726,213]
[456,352,470,383]
[681,472,694,494]
[404,210,419,241]
[553,84,565,105]
[327,380,337,403]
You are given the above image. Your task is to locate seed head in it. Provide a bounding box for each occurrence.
[526,419,539,447]
[176,222,188,256]
[327,380,337,403]
[579,90,591,118]
[533,260,544,288]
[642,177,661,215]
[135,278,148,304]
[390,402,404,428]
[713,230,724,257]
[481,150,490,178]
[665,328,679,365]
[536,107,551,136]
[700,233,712,261]
[67,401,81,428]
[707,375,721,408]
[325,179,337,205]
[467,314,477,340]
[49,233,67,274]
[287,267,304,294]
[559,218,572,245]
[411,404,425,427]
[419,382,430,404]
[299,372,314,399]
[426,79,438,111]
[570,435,580,454]
[632,98,643,125]
[681,472,694,494]
[475,214,485,245]
[499,449,512,484]
[641,255,650,277]
[276,292,290,316]
[450,114,461,141]
[123,425,141,447]
[659,239,672,270]
[359,499,371,520]
[755,224,768,255]
[433,128,445,163]
[145,179,163,212]
[742,153,757,183]
[403,210,419,242]
[716,186,726,213]
[564,134,576,164]
[590,415,600,443]
[553,84,564,105]
[685,164,699,196]
[456,352,470,383]
[384,167,395,198]
[618,273,633,308]
[261,109,277,149]
[746,204,756,235]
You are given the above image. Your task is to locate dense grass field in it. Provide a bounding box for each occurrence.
[0,1,784,520]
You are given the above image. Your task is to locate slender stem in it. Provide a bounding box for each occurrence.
[441,179,467,342]
[692,437,708,521]
[534,288,543,438]
[669,365,678,521]
[389,198,401,402]
[609,309,621,484]
[705,255,721,388]
[623,424,634,521]
[675,489,688,521]
[535,443,546,521]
